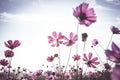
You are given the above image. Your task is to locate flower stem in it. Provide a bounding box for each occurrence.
[8,57,12,80]
[64,46,72,72]
[76,23,79,80]
[106,34,114,63]
[107,34,114,49]
[52,62,56,71]
[98,44,105,50]
[81,42,86,68]
[58,47,61,71]
[92,47,104,68]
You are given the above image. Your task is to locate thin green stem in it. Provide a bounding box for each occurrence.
[64,46,72,73]
[107,34,114,49]
[8,57,12,80]
[98,44,105,50]
[58,47,61,70]
[84,67,88,74]
[92,47,104,68]
[52,62,56,71]
[76,23,79,80]
[81,42,86,69]
[106,34,114,63]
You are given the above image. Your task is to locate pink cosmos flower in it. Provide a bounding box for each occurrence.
[63,32,78,46]
[83,52,99,68]
[64,72,72,80]
[72,54,80,61]
[92,39,98,46]
[0,59,9,66]
[4,50,14,57]
[47,56,54,62]
[4,40,21,49]
[48,31,64,47]
[73,3,96,26]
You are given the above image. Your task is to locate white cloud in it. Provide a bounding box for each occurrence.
[105,0,120,5]
[116,17,120,24]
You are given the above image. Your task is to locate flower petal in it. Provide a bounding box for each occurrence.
[112,42,120,53]
[91,57,98,62]
[52,31,57,38]
[70,32,73,40]
[88,52,92,60]
[83,53,88,61]
[81,3,89,13]
[73,34,78,41]
[91,64,96,68]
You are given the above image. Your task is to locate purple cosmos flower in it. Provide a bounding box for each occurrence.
[46,75,55,80]
[73,3,96,26]
[48,31,64,47]
[111,64,120,80]
[34,70,43,77]
[0,59,9,66]
[64,72,72,80]
[105,42,120,63]
[4,50,14,57]
[92,39,98,46]
[4,40,21,49]
[47,56,54,62]
[63,32,78,46]
[104,63,111,70]
[72,54,80,61]
[83,52,100,68]
[111,26,120,34]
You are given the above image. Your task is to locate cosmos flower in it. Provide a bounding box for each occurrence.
[72,54,80,61]
[82,33,88,42]
[63,32,78,46]
[105,42,120,63]
[46,75,55,80]
[4,50,14,57]
[0,59,9,66]
[111,26,120,34]
[83,52,99,68]
[47,56,54,62]
[64,73,72,80]
[73,2,96,26]
[104,63,111,70]
[48,31,64,47]
[34,70,43,77]
[92,39,98,46]
[4,40,21,49]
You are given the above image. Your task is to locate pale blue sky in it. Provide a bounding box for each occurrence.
[0,0,120,71]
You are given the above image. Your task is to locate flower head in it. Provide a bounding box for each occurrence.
[72,54,80,61]
[104,63,111,70]
[47,56,54,62]
[4,40,21,49]
[73,3,96,26]
[111,26,120,34]
[92,39,98,46]
[82,33,88,42]
[0,59,9,66]
[63,32,78,46]
[4,50,14,57]
[32,69,43,78]
[105,42,120,63]
[48,31,64,47]
[64,73,72,80]
[83,52,99,68]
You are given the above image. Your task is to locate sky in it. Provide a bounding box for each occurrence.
[0,0,120,71]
